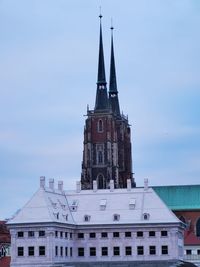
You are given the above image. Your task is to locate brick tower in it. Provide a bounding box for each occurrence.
[81,16,135,189]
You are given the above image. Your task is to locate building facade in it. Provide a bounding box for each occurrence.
[7,177,184,267]
[81,16,135,190]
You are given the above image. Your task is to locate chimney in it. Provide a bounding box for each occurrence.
[58,180,64,191]
[76,181,81,193]
[40,176,45,188]
[144,178,149,191]
[49,178,54,190]
[127,179,131,191]
[93,180,97,192]
[110,179,114,192]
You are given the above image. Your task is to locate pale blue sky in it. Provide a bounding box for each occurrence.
[0,1,200,219]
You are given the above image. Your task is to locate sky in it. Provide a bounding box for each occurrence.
[0,0,200,219]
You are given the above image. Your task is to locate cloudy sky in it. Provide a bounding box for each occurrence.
[0,1,200,219]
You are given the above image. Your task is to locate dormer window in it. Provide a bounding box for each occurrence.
[143,213,150,220]
[84,215,91,222]
[63,214,68,221]
[113,214,120,221]
[70,200,78,212]
[53,212,59,219]
[98,119,103,132]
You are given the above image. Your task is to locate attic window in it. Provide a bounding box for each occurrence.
[53,212,59,220]
[63,214,68,221]
[100,199,107,210]
[143,213,150,220]
[84,215,91,222]
[70,200,78,212]
[113,214,120,221]
[129,198,136,209]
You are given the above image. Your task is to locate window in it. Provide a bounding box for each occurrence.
[65,232,68,238]
[196,218,200,237]
[89,232,96,238]
[39,246,45,256]
[28,246,34,256]
[149,231,155,237]
[84,215,91,222]
[70,233,73,239]
[39,231,45,237]
[197,249,200,255]
[98,151,103,164]
[113,214,120,221]
[137,231,143,237]
[28,231,34,237]
[161,230,168,237]
[113,232,120,238]
[162,246,168,255]
[186,249,192,255]
[60,231,63,238]
[149,246,156,255]
[101,232,108,238]
[102,247,108,256]
[17,231,24,238]
[55,246,58,256]
[70,247,73,257]
[78,233,84,239]
[98,119,103,132]
[60,247,63,257]
[143,213,150,220]
[137,246,144,255]
[113,246,120,256]
[55,231,58,237]
[17,247,24,256]
[65,247,68,257]
[78,247,84,257]
[97,174,105,189]
[125,246,132,256]
[90,247,96,256]
[125,231,131,238]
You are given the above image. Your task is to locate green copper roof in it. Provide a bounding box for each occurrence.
[153,185,200,211]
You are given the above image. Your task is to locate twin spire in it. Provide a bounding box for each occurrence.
[95,15,120,116]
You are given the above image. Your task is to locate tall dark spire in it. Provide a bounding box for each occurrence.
[94,14,109,111]
[109,25,120,116]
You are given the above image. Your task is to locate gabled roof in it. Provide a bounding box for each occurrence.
[153,185,200,211]
[8,181,180,226]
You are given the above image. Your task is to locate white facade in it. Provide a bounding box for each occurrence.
[8,177,184,267]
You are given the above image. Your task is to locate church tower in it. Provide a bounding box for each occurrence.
[81,15,135,189]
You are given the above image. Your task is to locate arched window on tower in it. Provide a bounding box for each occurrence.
[98,151,103,164]
[97,174,105,189]
[196,218,200,237]
[98,119,103,132]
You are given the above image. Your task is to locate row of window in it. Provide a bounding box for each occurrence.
[17,231,45,238]
[17,245,168,257]
[76,231,168,239]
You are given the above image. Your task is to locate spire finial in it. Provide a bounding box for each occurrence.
[99,6,102,19]
[111,18,114,31]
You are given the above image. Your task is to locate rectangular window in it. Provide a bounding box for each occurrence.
[161,230,168,237]
[17,247,24,256]
[149,231,155,237]
[65,247,68,257]
[186,249,192,255]
[162,246,168,255]
[149,246,156,255]
[125,231,131,238]
[78,233,84,239]
[113,232,120,238]
[17,231,24,238]
[55,246,58,256]
[65,232,68,238]
[102,247,108,256]
[60,231,63,238]
[197,249,200,255]
[137,246,144,255]
[28,246,34,256]
[125,246,132,256]
[28,231,34,237]
[101,232,108,238]
[113,246,120,256]
[78,247,84,257]
[137,231,143,237]
[39,231,45,237]
[55,231,58,238]
[60,247,63,257]
[70,233,73,239]
[89,232,96,238]
[39,246,45,256]
[70,247,73,257]
[90,247,96,256]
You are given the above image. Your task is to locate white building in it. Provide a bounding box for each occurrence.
[7,177,184,267]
